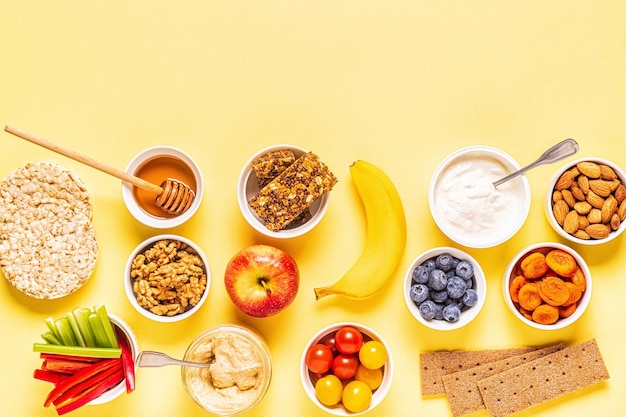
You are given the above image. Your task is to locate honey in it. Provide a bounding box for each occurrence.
[132,156,197,218]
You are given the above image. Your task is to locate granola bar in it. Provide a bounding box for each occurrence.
[248,152,337,231]
[251,149,297,188]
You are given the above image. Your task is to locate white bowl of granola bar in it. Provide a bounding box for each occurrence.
[237,144,336,239]
[124,234,210,323]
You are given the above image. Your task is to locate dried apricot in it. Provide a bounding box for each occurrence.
[538,276,570,306]
[545,249,577,277]
[519,307,534,321]
[520,252,549,279]
[509,275,527,303]
[517,283,543,311]
[562,282,582,306]
[559,303,577,318]
[569,267,587,292]
[532,304,560,324]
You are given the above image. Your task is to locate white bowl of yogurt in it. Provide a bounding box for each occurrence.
[429,146,531,248]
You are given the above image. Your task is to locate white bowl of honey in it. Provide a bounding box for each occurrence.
[122,146,204,228]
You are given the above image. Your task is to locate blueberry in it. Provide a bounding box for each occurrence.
[419,300,438,320]
[443,304,461,322]
[455,260,474,280]
[445,269,456,279]
[423,258,436,273]
[410,284,429,304]
[462,289,478,307]
[412,265,430,284]
[435,254,455,272]
[446,276,467,299]
[465,277,474,290]
[433,303,445,320]
[428,269,447,291]
[431,289,449,303]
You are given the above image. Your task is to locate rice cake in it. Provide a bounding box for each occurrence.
[443,343,563,417]
[419,346,538,396]
[478,339,609,417]
[0,162,97,299]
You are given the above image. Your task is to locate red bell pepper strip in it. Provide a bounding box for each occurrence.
[42,358,97,374]
[43,358,120,407]
[55,369,124,416]
[33,369,70,385]
[40,353,102,363]
[114,327,136,393]
[52,361,122,407]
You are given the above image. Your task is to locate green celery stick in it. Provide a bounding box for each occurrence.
[72,308,96,347]
[88,313,110,348]
[95,305,119,348]
[41,331,61,345]
[33,343,121,358]
[54,317,78,346]
[44,317,62,341]
[66,312,86,347]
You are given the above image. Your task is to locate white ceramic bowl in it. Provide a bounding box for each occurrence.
[181,324,272,416]
[404,247,486,331]
[237,144,331,239]
[300,322,393,416]
[545,157,626,245]
[429,146,531,248]
[89,314,139,405]
[502,242,592,330]
[124,234,210,323]
[122,146,204,229]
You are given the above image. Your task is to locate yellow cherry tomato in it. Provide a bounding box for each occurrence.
[315,374,343,406]
[342,380,372,413]
[358,340,387,369]
[355,363,383,390]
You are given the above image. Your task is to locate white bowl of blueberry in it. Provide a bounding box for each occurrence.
[403,247,486,330]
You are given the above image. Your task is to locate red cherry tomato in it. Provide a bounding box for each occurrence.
[335,326,364,354]
[319,333,338,355]
[306,344,334,374]
[332,353,359,379]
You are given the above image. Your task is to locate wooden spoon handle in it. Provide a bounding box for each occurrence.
[4,125,162,195]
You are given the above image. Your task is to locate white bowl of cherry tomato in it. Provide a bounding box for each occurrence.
[300,322,393,415]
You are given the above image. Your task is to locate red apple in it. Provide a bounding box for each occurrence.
[224,244,299,318]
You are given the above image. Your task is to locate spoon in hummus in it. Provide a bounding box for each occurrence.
[137,351,211,369]
[493,138,579,187]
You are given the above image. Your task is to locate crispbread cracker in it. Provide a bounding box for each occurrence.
[0,162,97,299]
[478,339,609,417]
[443,343,563,417]
[419,346,538,396]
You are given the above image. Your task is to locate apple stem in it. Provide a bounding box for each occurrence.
[259,278,272,294]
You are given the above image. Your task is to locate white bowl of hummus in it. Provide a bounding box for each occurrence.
[429,146,531,248]
[181,324,272,416]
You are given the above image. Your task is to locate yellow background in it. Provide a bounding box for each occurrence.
[1,2,625,416]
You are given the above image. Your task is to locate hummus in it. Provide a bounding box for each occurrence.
[183,330,270,415]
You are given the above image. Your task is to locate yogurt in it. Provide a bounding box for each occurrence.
[429,147,530,248]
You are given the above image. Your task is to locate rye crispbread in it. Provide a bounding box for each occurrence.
[442,343,564,417]
[419,346,538,396]
[478,339,609,417]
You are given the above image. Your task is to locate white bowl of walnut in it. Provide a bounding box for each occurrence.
[546,158,626,245]
[124,234,210,323]
[237,144,337,239]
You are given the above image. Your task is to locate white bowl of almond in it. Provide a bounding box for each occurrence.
[546,158,626,245]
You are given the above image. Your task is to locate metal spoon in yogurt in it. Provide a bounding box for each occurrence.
[136,351,211,368]
[493,138,579,187]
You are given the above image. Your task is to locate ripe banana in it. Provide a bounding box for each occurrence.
[314,160,407,300]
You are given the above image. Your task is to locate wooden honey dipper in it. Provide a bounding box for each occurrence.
[4,125,195,215]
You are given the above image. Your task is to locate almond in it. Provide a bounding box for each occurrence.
[563,210,580,234]
[619,200,626,221]
[587,208,602,224]
[577,161,601,179]
[599,164,617,180]
[573,201,592,215]
[577,175,590,194]
[585,223,610,239]
[610,213,621,231]
[610,179,621,192]
[573,229,590,240]
[578,214,590,229]
[571,186,586,201]
[615,184,626,205]
[589,179,612,197]
[601,195,617,223]
[552,199,570,226]
[561,189,576,207]
[586,190,605,209]
[555,171,574,191]
[552,190,563,203]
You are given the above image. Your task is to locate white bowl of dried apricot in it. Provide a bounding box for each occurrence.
[503,242,591,330]
[546,158,626,245]
[124,234,210,323]
[237,144,337,239]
